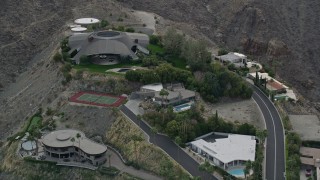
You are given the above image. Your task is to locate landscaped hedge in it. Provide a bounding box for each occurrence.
[98,166,120,176]
[24,157,57,165]
[302,140,320,148]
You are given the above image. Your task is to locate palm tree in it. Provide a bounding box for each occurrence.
[244,160,252,179]
[159,89,169,107]
[76,133,81,160]
[132,135,143,162]
[256,129,268,144]
[70,137,75,159]
[137,114,142,128]
[108,153,112,167]
[175,136,182,161]
[151,127,158,143]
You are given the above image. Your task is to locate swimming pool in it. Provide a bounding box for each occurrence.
[21,140,37,151]
[117,68,131,72]
[228,168,245,177]
[173,103,191,112]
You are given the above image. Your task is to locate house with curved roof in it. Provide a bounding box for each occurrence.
[42,129,107,166]
[68,30,149,64]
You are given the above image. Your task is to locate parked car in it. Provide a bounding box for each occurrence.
[305,168,312,177]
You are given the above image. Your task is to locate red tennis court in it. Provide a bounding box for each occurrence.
[69,92,126,107]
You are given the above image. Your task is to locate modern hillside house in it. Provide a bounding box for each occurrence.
[68,30,149,64]
[42,129,107,166]
[218,52,247,68]
[153,83,195,106]
[190,133,256,170]
[135,83,196,106]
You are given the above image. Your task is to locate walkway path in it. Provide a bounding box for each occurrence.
[105,148,162,180]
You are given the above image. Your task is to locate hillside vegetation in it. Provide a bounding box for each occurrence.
[118,0,320,103]
[106,113,191,179]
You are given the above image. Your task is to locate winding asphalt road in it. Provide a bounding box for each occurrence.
[251,85,286,180]
[120,105,216,179]
[120,85,285,180]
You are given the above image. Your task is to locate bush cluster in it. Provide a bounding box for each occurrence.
[143,107,257,144]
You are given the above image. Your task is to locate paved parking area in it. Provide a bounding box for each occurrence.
[125,99,144,115]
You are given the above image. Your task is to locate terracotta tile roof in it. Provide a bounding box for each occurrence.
[267,81,285,90]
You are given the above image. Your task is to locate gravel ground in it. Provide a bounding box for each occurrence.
[203,98,265,129]
[289,115,320,141]
[56,104,116,138]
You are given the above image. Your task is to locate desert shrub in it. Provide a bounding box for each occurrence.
[62,52,70,61]
[218,49,229,56]
[100,20,109,28]
[53,52,62,62]
[125,27,135,33]
[149,35,161,45]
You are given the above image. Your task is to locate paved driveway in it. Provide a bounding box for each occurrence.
[120,105,216,180]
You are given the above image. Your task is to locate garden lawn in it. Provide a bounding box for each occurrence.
[27,116,42,131]
[74,62,142,73]
[147,44,165,54]
[148,44,187,70]
[167,56,187,70]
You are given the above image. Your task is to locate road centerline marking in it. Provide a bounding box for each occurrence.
[254,92,277,180]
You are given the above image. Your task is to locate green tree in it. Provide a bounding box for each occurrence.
[181,39,211,71]
[244,160,252,179]
[141,71,161,84]
[159,159,175,179]
[256,129,268,144]
[142,55,159,67]
[125,70,142,82]
[163,28,184,55]
[100,19,109,28]
[255,71,259,85]
[165,120,180,138]
[125,27,135,32]
[149,35,161,45]
[218,48,229,56]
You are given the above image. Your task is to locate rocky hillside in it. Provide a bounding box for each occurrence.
[0,0,140,140]
[0,0,319,102]
[118,0,320,103]
[0,0,134,90]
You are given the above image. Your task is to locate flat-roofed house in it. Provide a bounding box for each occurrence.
[154,89,195,106]
[190,134,256,170]
[218,52,247,68]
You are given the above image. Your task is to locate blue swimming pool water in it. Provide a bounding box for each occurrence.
[174,104,191,112]
[228,169,244,176]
